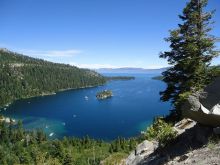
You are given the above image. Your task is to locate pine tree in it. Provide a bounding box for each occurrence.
[63,153,74,165]
[17,120,24,140]
[160,0,219,118]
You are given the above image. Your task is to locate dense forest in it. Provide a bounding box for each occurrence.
[0,49,106,107]
[0,121,140,164]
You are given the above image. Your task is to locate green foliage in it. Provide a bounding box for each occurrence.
[0,49,106,107]
[146,118,177,147]
[208,65,220,78]
[101,152,128,165]
[160,0,219,116]
[0,121,140,165]
[108,137,137,154]
[0,121,108,164]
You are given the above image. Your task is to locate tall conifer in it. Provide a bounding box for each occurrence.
[160,0,219,116]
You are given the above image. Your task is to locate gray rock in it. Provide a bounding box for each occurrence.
[200,77,220,109]
[125,140,156,165]
[136,140,154,155]
[213,127,220,135]
[182,77,220,127]
[178,155,188,162]
[181,94,200,112]
[174,118,196,135]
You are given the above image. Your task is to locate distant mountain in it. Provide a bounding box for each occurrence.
[95,67,168,74]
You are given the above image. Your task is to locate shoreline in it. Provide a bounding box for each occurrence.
[0,83,106,109]
[0,76,136,109]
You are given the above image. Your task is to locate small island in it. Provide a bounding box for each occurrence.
[96,90,113,100]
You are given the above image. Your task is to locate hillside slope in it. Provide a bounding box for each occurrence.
[0,49,106,107]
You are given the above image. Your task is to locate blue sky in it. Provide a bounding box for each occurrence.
[0,0,219,69]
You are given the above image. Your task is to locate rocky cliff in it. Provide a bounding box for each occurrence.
[182,77,220,127]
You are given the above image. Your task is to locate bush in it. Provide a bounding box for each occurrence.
[146,118,177,147]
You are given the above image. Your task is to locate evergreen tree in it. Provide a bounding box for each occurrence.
[17,120,24,140]
[160,0,219,117]
[0,120,139,164]
[63,153,74,165]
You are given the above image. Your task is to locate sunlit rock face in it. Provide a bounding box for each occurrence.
[182,77,220,127]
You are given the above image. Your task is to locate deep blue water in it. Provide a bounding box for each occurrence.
[0,73,170,140]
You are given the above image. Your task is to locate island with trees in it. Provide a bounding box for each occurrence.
[96,90,113,100]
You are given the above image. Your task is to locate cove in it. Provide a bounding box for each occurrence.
[0,73,171,141]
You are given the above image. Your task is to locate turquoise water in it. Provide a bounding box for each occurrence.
[0,74,170,140]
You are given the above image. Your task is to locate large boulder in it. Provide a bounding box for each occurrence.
[182,77,220,127]
[125,140,157,165]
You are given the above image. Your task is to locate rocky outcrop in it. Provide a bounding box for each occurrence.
[135,123,213,165]
[173,118,196,135]
[124,119,197,165]
[125,140,158,165]
[182,77,220,127]
[124,78,220,165]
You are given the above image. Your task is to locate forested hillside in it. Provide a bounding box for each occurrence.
[0,49,106,107]
[0,121,139,164]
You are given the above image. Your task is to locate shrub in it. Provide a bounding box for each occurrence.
[146,118,177,147]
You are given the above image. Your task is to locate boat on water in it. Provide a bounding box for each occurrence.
[49,133,54,137]
[85,96,89,100]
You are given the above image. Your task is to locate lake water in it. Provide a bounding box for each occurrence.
[0,73,171,141]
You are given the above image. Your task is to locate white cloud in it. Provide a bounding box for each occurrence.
[17,49,82,58]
